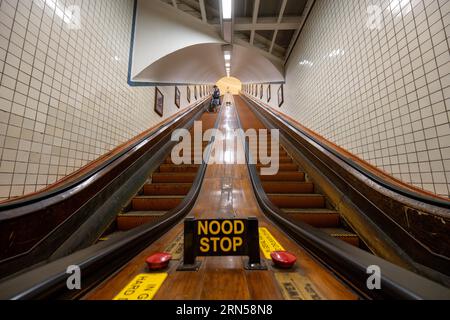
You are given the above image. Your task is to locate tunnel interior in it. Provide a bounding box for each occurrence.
[0,0,449,303]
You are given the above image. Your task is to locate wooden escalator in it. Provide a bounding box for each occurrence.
[104,112,217,235]
[236,97,361,248]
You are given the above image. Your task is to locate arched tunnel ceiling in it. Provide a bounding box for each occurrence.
[134,43,225,84]
[130,0,285,85]
[231,45,284,83]
[134,43,284,84]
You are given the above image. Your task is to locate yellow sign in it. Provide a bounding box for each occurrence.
[196,219,246,255]
[275,273,324,300]
[259,227,285,259]
[113,273,168,300]
[164,232,184,260]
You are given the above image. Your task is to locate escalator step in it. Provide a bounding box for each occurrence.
[117,211,166,231]
[164,158,203,164]
[322,228,360,247]
[259,172,305,182]
[132,196,184,211]
[152,172,197,183]
[257,163,298,171]
[268,194,326,208]
[159,164,200,173]
[278,156,295,163]
[249,149,288,156]
[143,183,192,196]
[263,182,314,194]
[282,209,340,228]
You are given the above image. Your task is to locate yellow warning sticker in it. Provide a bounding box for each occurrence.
[275,273,324,300]
[113,273,168,300]
[259,227,285,259]
[164,232,184,260]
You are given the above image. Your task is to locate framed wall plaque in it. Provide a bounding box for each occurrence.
[155,87,164,117]
[175,86,181,109]
[278,84,284,107]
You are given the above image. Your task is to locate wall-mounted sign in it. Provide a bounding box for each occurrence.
[175,86,181,109]
[179,217,265,271]
[187,86,191,103]
[154,87,164,117]
[278,84,284,107]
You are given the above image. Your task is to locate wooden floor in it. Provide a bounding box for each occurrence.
[84,95,358,300]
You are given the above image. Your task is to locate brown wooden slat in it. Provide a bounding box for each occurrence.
[259,172,305,182]
[159,164,200,173]
[152,173,197,183]
[269,194,326,208]
[143,183,192,196]
[283,209,340,228]
[132,196,184,211]
[263,182,314,194]
[257,163,298,171]
[117,213,165,231]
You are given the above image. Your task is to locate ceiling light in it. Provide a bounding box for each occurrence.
[299,60,313,66]
[328,49,345,58]
[224,53,231,61]
[222,0,232,20]
[225,62,231,67]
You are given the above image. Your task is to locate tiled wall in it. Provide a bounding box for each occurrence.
[0,0,208,201]
[248,0,450,198]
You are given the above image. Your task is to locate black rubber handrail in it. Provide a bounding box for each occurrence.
[0,98,210,267]
[249,161,450,299]
[242,94,450,209]
[0,102,224,300]
[234,97,450,300]
[242,94,450,283]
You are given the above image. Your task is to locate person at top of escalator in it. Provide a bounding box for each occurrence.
[210,85,221,113]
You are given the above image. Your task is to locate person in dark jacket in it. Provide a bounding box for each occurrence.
[210,85,221,113]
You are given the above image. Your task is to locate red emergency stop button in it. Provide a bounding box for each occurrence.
[146,252,172,270]
[270,251,297,269]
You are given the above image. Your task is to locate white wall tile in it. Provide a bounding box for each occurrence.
[250,0,450,198]
[0,0,209,200]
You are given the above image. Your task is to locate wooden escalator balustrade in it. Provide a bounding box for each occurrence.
[235,97,361,248]
[112,114,217,233]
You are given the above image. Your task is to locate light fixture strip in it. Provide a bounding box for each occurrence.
[222,0,232,20]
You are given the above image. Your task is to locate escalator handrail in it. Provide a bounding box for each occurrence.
[241,93,450,210]
[233,98,450,300]
[0,103,224,300]
[0,98,209,212]
[248,160,450,299]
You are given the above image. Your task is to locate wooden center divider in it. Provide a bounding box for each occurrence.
[83,95,358,301]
